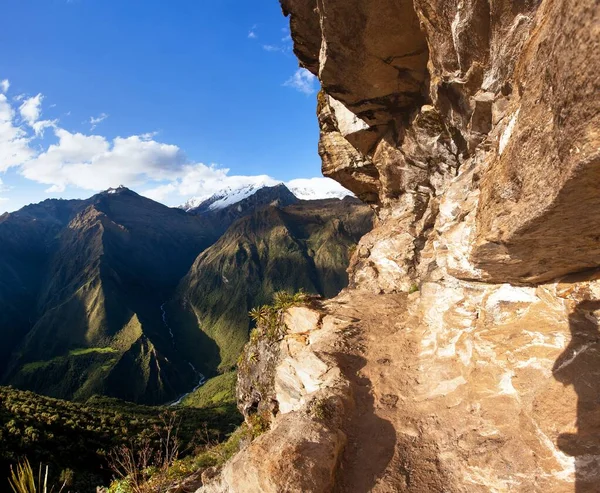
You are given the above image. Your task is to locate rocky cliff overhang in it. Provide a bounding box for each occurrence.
[283,0,599,286]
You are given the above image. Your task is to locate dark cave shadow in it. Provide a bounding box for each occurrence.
[553,300,600,492]
[333,340,397,493]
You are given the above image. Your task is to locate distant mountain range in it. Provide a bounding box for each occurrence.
[180,178,352,212]
[0,184,372,404]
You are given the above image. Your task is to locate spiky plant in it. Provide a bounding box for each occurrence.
[8,459,66,493]
[247,289,310,343]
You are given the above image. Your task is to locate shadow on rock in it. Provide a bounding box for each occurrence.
[553,300,600,492]
[333,348,397,493]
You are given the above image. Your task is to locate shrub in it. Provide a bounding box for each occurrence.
[107,412,180,493]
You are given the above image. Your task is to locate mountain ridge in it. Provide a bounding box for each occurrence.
[0,183,373,405]
[181,178,352,212]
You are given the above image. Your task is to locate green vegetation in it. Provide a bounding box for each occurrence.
[1,187,372,406]
[309,396,334,421]
[170,198,373,377]
[408,283,419,294]
[0,386,242,492]
[248,290,310,342]
[181,372,237,408]
[21,348,118,374]
[234,289,312,433]
[8,458,69,493]
[0,188,220,405]
[107,422,254,493]
[20,361,55,374]
[68,347,118,357]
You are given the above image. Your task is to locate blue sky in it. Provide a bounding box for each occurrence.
[0,0,338,212]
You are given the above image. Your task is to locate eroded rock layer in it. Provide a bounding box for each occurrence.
[198,0,600,491]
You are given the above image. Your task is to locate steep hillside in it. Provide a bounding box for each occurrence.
[1,188,218,404]
[0,198,87,375]
[167,197,373,374]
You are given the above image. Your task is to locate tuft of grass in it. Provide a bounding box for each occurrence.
[309,397,333,421]
[8,459,66,493]
[246,413,270,439]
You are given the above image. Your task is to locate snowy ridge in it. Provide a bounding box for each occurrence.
[181,177,351,212]
[206,182,275,211]
[287,178,351,201]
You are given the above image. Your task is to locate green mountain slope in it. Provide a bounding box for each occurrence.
[0,199,88,376]
[167,197,373,374]
[1,188,219,404]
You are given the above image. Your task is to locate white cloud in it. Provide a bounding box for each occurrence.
[90,112,108,130]
[19,94,44,125]
[284,68,318,95]
[260,27,292,54]
[262,44,282,53]
[17,93,56,136]
[0,94,35,171]
[0,90,256,197]
[0,80,9,94]
[31,119,57,136]
[20,129,190,192]
[248,31,257,39]
[142,183,177,202]
[281,27,292,42]
[0,178,9,205]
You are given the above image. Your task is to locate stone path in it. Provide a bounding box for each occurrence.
[326,291,454,492]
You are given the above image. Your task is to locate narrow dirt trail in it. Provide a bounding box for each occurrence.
[326,291,448,492]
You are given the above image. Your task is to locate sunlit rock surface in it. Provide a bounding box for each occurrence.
[198,0,600,491]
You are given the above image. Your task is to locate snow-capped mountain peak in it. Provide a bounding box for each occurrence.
[181,177,352,213]
[286,178,352,201]
[181,178,279,213]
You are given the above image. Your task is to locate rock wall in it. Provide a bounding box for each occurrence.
[198,0,600,491]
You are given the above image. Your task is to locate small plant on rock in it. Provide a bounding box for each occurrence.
[246,412,271,439]
[309,396,333,422]
[248,289,309,343]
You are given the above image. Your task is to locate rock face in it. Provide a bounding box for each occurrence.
[309,0,599,289]
[199,0,600,491]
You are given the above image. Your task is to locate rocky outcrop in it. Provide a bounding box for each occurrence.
[199,303,354,493]
[201,0,599,491]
